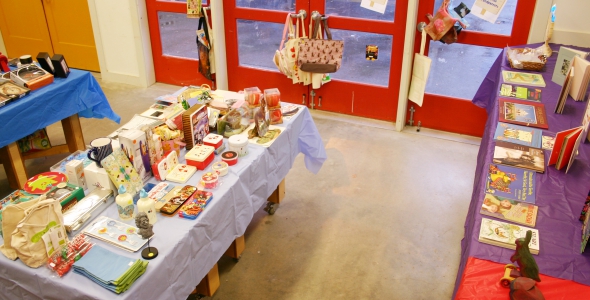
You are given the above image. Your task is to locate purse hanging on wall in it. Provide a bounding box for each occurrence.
[196,8,213,80]
[424,0,465,42]
[297,15,344,74]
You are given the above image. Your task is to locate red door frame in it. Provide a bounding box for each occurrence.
[224,1,409,122]
[412,0,537,136]
[146,1,212,86]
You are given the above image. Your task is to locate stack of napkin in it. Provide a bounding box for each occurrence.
[73,245,148,294]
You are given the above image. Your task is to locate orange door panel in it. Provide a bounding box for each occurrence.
[0,0,53,58]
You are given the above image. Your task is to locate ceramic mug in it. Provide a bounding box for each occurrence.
[87,137,113,168]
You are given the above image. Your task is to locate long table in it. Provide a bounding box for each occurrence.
[0,69,121,188]
[0,105,326,299]
[453,44,590,298]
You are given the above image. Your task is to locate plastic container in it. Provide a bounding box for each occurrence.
[185,144,215,170]
[221,151,238,166]
[264,88,281,108]
[200,172,219,189]
[244,87,262,106]
[269,107,283,125]
[203,133,223,149]
[228,135,248,157]
[212,161,229,176]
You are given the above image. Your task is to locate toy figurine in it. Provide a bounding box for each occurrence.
[135,212,158,260]
[509,277,545,300]
[510,230,541,282]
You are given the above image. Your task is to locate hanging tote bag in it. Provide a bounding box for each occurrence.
[197,8,213,80]
[11,198,67,268]
[290,15,313,85]
[204,8,216,76]
[408,31,432,107]
[0,196,44,260]
[424,0,465,41]
[298,15,344,74]
[273,15,295,79]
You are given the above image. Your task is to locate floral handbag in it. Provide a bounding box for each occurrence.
[297,15,343,74]
[424,0,465,42]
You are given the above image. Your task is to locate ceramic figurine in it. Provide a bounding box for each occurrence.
[135,212,158,260]
[510,230,541,282]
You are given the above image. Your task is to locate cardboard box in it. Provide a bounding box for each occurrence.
[65,160,87,189]
[118,129,152,183]
[84,162,117,195]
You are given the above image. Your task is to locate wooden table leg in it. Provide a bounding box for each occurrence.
[224,235,245,260]
[196,263,220,297]
[264,178,286,215]
[62,114,86,152]
[0,143,28,189]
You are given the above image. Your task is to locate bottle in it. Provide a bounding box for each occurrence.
[115,185,135,220]
[136,189,157,224]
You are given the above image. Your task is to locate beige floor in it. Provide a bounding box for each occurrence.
[0,77,481,300]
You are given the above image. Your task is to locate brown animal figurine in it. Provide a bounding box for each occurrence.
[510,230,541,282]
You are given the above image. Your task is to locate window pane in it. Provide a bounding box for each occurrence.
[425,42,501,100]
[329,29,392,87]
[158,12,199,60]
[237,20,283,70]
[432,0,516,35]
[236,0,294,11]
[326,0,395,22]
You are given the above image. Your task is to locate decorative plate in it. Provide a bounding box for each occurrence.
[24,172,68,194]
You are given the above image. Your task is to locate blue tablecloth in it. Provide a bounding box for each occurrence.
[453,43,590,298]
[0,105,326,299]
[0,69,121,148]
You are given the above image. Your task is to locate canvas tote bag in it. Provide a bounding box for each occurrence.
[291,15,312,85]
[197,8,213,80]
[273,15,295,79]
[11,198,66,268]
[298,15,344,74]
[0,195,44,260]
[204,9,216,76]
[408,30,432,107]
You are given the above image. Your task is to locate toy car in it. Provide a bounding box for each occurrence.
[500,264,522,287]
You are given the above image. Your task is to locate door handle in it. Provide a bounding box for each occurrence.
[302,93,306,105]
[310,90,316,110]
[290,9,307,19]
[318,96,322,108]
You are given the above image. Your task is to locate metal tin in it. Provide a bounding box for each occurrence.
[63,188,114,236]
[228,135,248,157]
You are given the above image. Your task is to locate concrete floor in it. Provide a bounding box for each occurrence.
[0,76,481,299]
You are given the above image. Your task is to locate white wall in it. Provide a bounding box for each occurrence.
[528,0,590,47]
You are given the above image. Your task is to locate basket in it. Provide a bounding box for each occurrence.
[507,48,547,72]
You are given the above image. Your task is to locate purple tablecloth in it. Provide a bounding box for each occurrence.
[454,43,590,298]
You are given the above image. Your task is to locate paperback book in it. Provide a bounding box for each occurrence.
[478,218,539,255]
[485,164,536,203]
[552,46,589,86]
[502,71,546,87]
[493,122,542,148]
[548,126,583,172]
[498,98,548,129]
[493,141,545,173]
[499,84,542,102]
[480,193,538,227]
[569,56,590,101]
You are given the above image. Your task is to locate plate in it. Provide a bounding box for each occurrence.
[24,172,68,194]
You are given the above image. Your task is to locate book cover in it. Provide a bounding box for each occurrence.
[493,141,545,173]
[493,122,542,148]
[565,130,584,173]
[478,218,539,255]
[554,66,574,114]
[552,46,589,86]
[499,84,542,102]
[485,164,536,203]
[548,126,582,170]
[480,193,538,227]
[498,98,549,129]
[502,71,546,87]
[569,56,590,101]
[182,104,209,150]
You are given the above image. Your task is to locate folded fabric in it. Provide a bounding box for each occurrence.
[73,245,148,294]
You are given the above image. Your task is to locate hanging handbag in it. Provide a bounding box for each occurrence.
[298,15,343,74]
[408,30,432,107]
[197,8,213,80]
[204,9,216,76]
[273,15,295,79]
[424,0,465,42]
[290,15,312,85]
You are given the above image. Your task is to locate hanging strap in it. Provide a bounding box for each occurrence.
[299,15,307,38]
[197,8,210,48]
[420,30,427,55]
[279,14,294,50]
[322,16,333,40]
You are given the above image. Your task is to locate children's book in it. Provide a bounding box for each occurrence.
[480,193,538,227]
[569,56,590,101]
[493,141,545,173]
[485,164,536,204]
[493,122,542,148]
[502,71,546,87]
[548,126,583,171]
[478,218,539,255]
[554,66,574,114]
[552,46,589,86]
[498,98,548,130]
[499,84,542,102]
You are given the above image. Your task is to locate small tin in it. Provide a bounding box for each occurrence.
[185,144,215,170]
[200,172,219,189]
[212,161,229,176]
[228,135,248,157]
[221,151,238,166]
[203,133,223,149]
[264,88,281,108]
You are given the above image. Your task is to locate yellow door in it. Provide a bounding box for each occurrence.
[0,0,53,58]
[43,0,99,71]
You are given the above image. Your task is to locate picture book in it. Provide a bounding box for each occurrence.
[478,218,539,255]
[493,122,542,148]
[554,65,574,114]
[552,46,589,86]
[569,56,590,101]
[502,70,546,87]
[541,135,555,150]
[493,141,545,173]
[182,104,209,150]
[548,126,583,171]
[480,193,538,227]
[485,164,536,204]
[499,84,542,102]
[498,98,548,129]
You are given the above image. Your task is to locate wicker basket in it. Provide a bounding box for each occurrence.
[507,48,547,71]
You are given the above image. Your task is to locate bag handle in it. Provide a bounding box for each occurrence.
[279,14,293,50]
[321,16,333,41]
[22,199,56,216]
[420,30,427,55]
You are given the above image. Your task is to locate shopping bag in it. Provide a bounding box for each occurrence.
[0,196,44,260]
[298,15,343,73]
[197,8,213,80]
[408,31,432,107]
